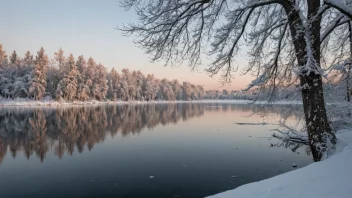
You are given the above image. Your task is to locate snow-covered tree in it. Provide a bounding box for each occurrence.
[23,51,34,67]
[85,57,96,99]
[0,66,17,98]
[54,48,66,75]
[107,68,120,101]
[143,74,159,101]
[182,82,192,101]
[0,45,207,103]
[9,51,19,65]
[45,58,59,99]
[171,79,183,100]
[13,52,34,98]
[119,69,133,101]
[56,54,79,101]
[133,70,144,100]
[92,64,108,100]
[29,47,48,100]
[76,56,90,101]
[197,85,205,100]
[160,79,175,100]
[76,55,86,74]
[0,44,8,68]
[0,45,12,98]
[118,0,352,161]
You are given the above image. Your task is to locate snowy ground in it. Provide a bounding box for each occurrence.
[0,98,302,107]
[206,129,352,198]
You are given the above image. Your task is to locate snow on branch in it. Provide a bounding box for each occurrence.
[119,0,284,83]
[324,0,352,19]
[321,14,350,42]
[244,73,268,92]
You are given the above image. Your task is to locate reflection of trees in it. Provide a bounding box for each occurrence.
[0,103,204,163]
[0,103,304,164]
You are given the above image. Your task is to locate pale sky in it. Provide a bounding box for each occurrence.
[0,0,252,90]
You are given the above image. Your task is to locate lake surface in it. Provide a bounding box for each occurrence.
[0,102,312,198]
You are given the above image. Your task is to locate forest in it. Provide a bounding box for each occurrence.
[0,44,350,104]
[0,45,206,102]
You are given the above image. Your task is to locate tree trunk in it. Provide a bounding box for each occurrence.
[347,65,350,102]
[300,74,335,161]
[348,22,352,102]
[284,0,336,161]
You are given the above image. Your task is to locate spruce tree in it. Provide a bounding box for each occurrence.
[10,51,19,65]
[76,55,90,101]
[0,44,8,67]
[85,57,96,99]
[56,54,78,101]
[54,48,66,75]
[29,47,48,100]
[92,64,108,100]
[23,51,34,67]
[107,68,120,101]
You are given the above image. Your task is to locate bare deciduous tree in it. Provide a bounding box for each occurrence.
[119,0,352,161]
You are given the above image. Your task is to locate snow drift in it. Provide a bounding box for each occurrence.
[206,130,352,198]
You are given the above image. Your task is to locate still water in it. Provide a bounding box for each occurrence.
[0,103,312,198]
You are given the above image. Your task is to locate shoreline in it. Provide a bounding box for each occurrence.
[0,98,303,107]
[206,129,352,198]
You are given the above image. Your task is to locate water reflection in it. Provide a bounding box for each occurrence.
[0,103,304,164]
[0,103,207,163]
[0,103,312,198]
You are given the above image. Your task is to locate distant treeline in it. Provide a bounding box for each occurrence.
[0,45,205,101]
[2,44,345,102]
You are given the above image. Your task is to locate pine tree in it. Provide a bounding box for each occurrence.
[92,64,108,100]
[56,54,78,101]
[133,70,144,100]
[76,55,86,74]
[197,85,204,100]
[9,51,17,65]
[85,57,96,99]
[107,68,120,101]
[142,74,159,101]
[23,51,34,67]
[12,51,34,98]
[45,57,61,99]
[76,55,90,101]
[171,79,183,100]
[182,82,192,101]
[29,47,48,100]
[10,51,19,65]
[160,79,175,100]
[54,48,66,74]
[0,44,8,67]
[120,69,132,101]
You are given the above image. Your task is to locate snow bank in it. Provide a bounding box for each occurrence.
[0,98,303,107]
[206,130,352,198]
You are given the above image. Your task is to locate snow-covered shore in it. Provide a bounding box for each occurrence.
[206,129,352,198]
[0,98,302,107]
